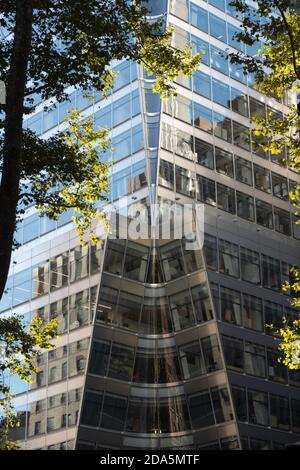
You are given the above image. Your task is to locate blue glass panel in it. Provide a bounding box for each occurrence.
[212,78,230,108]
[190,3,208,33]
[193,71,211,99]
[229,61,247,84]
[23,214,39,243]
[209,0,225,11]
[210,14,227,43]
[191,36,209,65]
[194,103,213,133]
[210,46,228,74]
[228,24,244,52]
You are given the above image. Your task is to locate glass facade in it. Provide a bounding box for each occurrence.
[3,0,300,451]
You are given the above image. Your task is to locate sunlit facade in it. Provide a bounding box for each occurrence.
[2,0,300,450]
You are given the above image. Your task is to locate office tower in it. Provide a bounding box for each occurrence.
[2,0,300,450]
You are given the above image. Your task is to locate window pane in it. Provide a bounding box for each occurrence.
[221,287,242,325]
[272,172,289,200]
[189,391,214,429]
[274,208,291,236]
[219,239,239,277]
[210,14,227,42]
[197,176,216,206]
[237,192,254,221]
[232,121,250,150]
[190,4,208,32]
[243,294,263,331]
[194,71,211,99]
[210,45,228,74]
[256,200,274,229]
[248,390,269,426]
[262,255,281,290]
[213,112,232,142]
[217,183,236,214]
[211,388,233,423]
[170,289,195,331]
[240,247,260,284]
[195,138,214,169]
[194,103,213,133]
[235,156,252,185]
[223,336,243,372]
[159,159,174,190]
[81,391,102,427]
[270,395,290,430]
[212,79,230,108]
[245,342,266,377]
[231,87,248,116]
[216,148,234,177]
[101,395,127,431]
[254,164,271,193]
[201,335,223,373]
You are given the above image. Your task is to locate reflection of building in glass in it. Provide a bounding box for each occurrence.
[2,0,300,451]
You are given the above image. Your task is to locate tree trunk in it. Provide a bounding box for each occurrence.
[0,1,33,300]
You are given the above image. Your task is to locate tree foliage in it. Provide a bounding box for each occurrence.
[0,315,58,449]
[230,0,300,368]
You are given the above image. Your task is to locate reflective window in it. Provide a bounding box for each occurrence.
[104,239,125,275]
[201,335,223,373]
[265,301,283,335]
[228,24,244,52]
[248,390,269,426]
[256,200,274,229]
[219,239,239,277]
[212,79,230,108]
[175,129,194,160]
[221,287,241,326]
[274,208,291,236]
[197,176,216,206]
[191,284,214,323]
[81,391,102,427]
[108,344,134,381]
[232,386,247,421]
[235,156,252,186]
[101,394,127,431]
[211,387,233,423]
[160,240,185,281]
[194,103,213,133]
[240,247,260,284]
[272,172,289,200]
[124,241,148,282]
[210,45,228,74]
[270,395,290,430]
[89,341,110,376]
[237,192,254,221]
[292,399,300,432]
[170,289,195,331]
[267,349,287,383]
[190,3,208,32]
[191,36,209,65]
[232,121,250,150]
[262,255,281,290]
[213,112,232,142]
[140,296,173,335]
[223,336,243,372]
[175,165,196,198]
[254,164,271,193]
[189,391,214,429]
[217,184,236,214]
[194,71,211,99]
[195,138,214,169]
[249,97,266,118]
[23,215,39,243]
[245,342,266,377]
[115,290,141,332]
[216,148,234,177]
[180,342,205,379]
[159,159,174,190]
[230,87,248,117]
[203,234,218,270]
[210,14,227,42]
